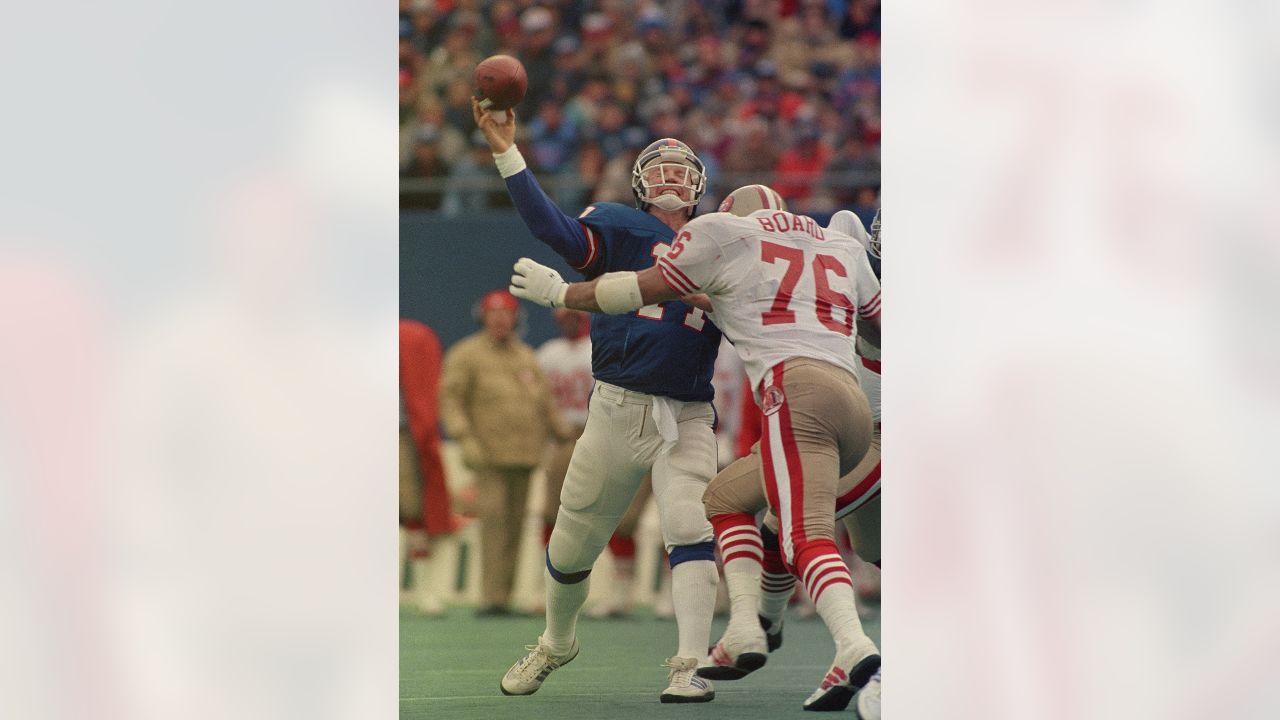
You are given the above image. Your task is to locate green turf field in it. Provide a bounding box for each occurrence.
[401,607,880,719]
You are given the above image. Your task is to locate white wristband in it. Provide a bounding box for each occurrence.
[552,283,568,308]
[493,145,527,178]
[595,271,644,314]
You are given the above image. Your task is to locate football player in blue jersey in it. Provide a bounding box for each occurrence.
[473,99,722,703]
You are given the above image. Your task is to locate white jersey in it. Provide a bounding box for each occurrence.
[535,336,593,427]
[710,336,747,465]
[832,210,882,423]
[657,209,881,392]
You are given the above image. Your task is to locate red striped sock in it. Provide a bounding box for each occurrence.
[795,540,853,605]
[759,543,796,621]
[711,513,765,627]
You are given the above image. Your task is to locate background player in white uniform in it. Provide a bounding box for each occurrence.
[509,185,882,711]
[535,308,651,618]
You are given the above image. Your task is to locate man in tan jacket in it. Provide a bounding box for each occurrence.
[441,289,574,616]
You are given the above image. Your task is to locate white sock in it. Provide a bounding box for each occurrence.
[722,556,764,634]
[543,567,589,654]
[806,556,873,654]
[670,559,719,660]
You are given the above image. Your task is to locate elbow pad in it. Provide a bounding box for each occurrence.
[595,272,644,314]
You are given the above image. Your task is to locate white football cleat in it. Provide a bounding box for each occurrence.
[660,656,715,703]
[854,667,881,720]
[698,623,768,680]
[802,644,880,712]
[500,635,579,696]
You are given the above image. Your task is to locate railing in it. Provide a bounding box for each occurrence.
[400,169,881,213]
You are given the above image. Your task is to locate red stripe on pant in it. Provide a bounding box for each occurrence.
[768,363,809,566]
[759,368,786,564]
[835,462,881,515]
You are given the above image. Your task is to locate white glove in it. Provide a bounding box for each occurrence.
[509,257,568,308]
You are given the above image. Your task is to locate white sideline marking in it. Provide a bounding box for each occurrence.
[403,691,671,701]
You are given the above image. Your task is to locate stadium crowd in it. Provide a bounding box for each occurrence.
[399,0,880,216]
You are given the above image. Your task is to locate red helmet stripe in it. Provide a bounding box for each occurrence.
[755,185,771,209]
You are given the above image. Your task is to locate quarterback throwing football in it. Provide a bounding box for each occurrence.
[474,100,723,703]
[510,185,882,711]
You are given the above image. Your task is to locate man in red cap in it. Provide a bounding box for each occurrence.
[440,289,575,616]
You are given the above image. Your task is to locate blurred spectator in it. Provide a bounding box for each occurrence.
[422,18,482,101]
[840,0,882,40]
[580,12,617,69]
[688,37,733,105]
[527,100,583,207]
[637,9,671,55]
[402,128,450,211]
[564,76,611,130]
[405,4,447,58]
[774,120,833,209]
[593,101,645,162]
[487,0,522,50]
[403,127,449,176]
[400,319,460,616]
[442,130,511,216]
[440,291,574,616]
[851,185,880,215]
[550,36,587,101]
[574,141,605,208]
[517,6,559,121]
[723,117,780,181]
[401,100,465,171]
[823,133,880,207]
[733,18,774,69]
[401,2,879,211]
[441,78,476,136]
[527,101,579,174]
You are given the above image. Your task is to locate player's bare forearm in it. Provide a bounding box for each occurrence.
[561,268,679,314]
[563,281,604,313]
[682,293,713,312]
[636,267,681,305]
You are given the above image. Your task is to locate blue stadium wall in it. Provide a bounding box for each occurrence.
[401,208,873,350]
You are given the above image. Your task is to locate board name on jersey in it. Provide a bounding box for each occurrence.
[756,212,826,241]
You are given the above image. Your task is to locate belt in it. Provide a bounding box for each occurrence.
[593,381,658,405]
[593,382,682,454]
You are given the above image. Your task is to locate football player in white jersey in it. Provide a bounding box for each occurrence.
[534,308,652,618]
[720,208,882,670]
[509,185,881,711]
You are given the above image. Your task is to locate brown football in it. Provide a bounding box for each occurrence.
[473,55,528,111]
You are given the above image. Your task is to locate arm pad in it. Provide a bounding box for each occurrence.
[493,145,527,178]
[595,272,644,314]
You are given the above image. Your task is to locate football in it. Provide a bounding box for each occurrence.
[473,55,528,111]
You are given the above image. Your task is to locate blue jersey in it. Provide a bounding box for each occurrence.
[505,172,721,402]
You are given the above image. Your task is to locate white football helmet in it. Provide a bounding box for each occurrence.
[631,138,707,214]
[868,208,881,259]
[717,184,787,216]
